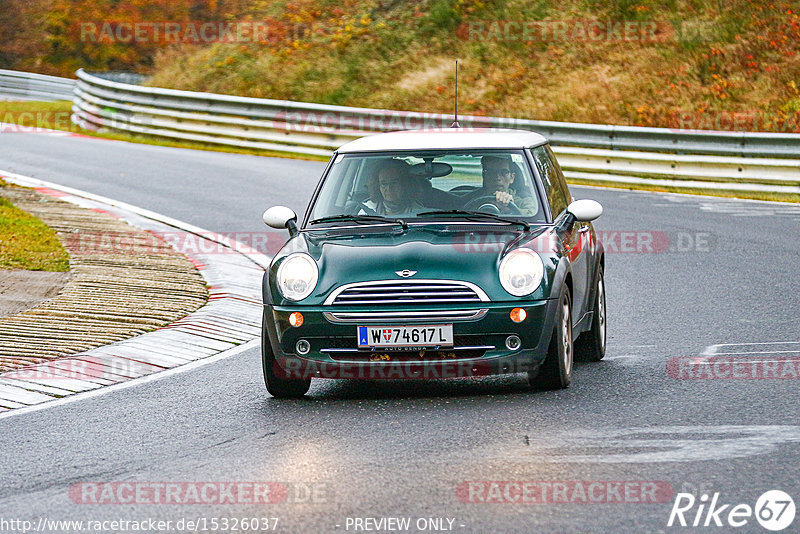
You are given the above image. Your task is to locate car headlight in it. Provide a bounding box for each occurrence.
[276,253,318,301]
[499,248,544,297]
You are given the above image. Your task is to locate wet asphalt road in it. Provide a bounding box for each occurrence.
[1,132,799,533]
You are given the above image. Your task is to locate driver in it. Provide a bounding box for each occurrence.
[466,155,536,215]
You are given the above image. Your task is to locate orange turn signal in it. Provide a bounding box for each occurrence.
[289,312,304,327]
[510,307,527,323]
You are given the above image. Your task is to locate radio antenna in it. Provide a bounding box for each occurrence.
[451,59,460,128]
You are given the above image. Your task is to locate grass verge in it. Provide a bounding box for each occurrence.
[0,183,70,271]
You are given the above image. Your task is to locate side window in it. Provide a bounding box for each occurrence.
[545,144,572,204]
[531,145,569,219]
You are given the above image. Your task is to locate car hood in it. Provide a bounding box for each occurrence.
[270,225,558,305]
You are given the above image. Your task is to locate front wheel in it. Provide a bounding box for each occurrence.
[575,265,606,362]
[529,286,573,390]
[262,312,311,398]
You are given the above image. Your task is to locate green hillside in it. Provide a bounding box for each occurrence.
[145,0,800,132]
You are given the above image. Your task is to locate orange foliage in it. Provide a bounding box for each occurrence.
[1,0,259,75]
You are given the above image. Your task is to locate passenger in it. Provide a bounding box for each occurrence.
[466,155,537,215]
[360,160,425,216]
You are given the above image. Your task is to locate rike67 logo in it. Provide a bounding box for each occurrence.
[668,490,795,531]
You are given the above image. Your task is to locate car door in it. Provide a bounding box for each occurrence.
[530,145,591,323]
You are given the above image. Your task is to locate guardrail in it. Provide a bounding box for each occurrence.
[65,69,798,195]
[0,70,75,101]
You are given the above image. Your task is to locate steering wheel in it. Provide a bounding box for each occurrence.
[463,195,522,215]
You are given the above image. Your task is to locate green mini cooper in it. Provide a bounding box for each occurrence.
[261,129,606,398]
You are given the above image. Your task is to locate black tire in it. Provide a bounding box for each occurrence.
[529,285,573,390]
[575,265,606,362]
[262,312,311,398]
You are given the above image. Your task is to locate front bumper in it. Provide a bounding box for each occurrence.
[263,300,559,380]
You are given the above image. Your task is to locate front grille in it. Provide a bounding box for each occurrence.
[325,279,489,306]
[323,309,488,324]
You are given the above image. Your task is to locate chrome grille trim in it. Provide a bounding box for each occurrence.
[335,291,477,299]
[330,298,480,305]
[324,279,490,306]
[323,309,489,324]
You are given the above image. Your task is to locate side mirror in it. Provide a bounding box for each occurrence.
[567,199,603,222]
[263,206,298,236]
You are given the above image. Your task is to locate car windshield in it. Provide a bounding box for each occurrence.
[308,150,546,225]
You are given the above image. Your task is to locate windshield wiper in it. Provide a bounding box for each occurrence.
[309,214,408,230]
[416,210,530,231]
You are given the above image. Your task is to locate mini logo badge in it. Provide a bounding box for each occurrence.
[395,269,417,278]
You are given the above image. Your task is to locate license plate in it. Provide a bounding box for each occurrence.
[357,325,454,348]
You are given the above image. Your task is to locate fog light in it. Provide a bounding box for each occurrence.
[289,312,304,327]
[505,335,521,351]
[510,307,527,323]
[296,339,310,355]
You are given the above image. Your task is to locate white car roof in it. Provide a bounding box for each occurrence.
[336,128,549,153]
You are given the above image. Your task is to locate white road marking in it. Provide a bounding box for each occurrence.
[723,359,800,364]
[654,194,800,219]
[713,341,800,346]
[703,341,800,356]
[603,354,642,361]
[714,350,800,355]
[517,426,800,463]
[713,341,800,347]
